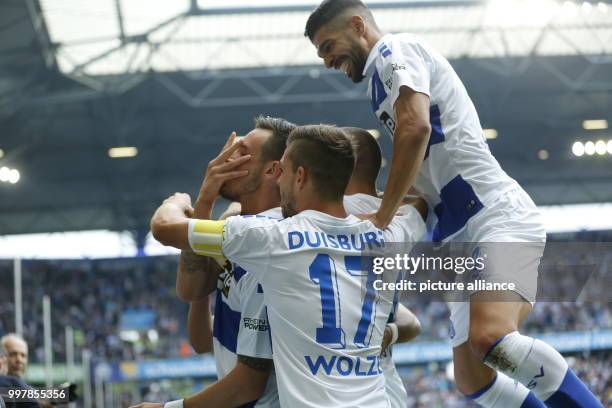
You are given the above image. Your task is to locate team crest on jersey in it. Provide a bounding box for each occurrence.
[217,261,234,298]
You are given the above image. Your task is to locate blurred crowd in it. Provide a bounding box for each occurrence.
[0,257,187,364]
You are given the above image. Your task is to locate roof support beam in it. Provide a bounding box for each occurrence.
[25,0,56,69]
[114,0,126,43]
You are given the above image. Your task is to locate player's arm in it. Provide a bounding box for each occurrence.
[176,201,237,301]
[150,193,226,254]
[400,195,428,221]
[392,303,422,343]
[177,251,219,301]
[187,298,213,354]
[382,303,422,353]
[183,356,272,407]
[129,356,273,408]
[375,87,431,228]
[176,133,249,301]
[150,193,194,251]
[175,186,216,302]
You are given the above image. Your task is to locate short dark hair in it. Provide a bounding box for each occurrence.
[342,127,382,187]
[286,125,355,201]
[305,0,372,41]
[254,115,297,162]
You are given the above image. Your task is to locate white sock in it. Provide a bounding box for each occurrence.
[483,331,567,401]
[469,372,538,408]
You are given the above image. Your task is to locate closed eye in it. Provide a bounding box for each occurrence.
[319,40,333,58]
[323,40,333,55]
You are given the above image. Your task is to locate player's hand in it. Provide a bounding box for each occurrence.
[163,192,194,217]
[381,325,393,356]
[128,402,163,408]
[197,131,251,205]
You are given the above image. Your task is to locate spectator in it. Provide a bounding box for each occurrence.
[0,340,40,408]
[0,334,27,379]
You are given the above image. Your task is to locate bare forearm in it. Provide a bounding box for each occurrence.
[177,250,219,301]
[184,360,270,408]
[150,203,191,250]
[378,129,428,225]
[187,298,213,354]
[193,198,214,219]
[394,303,421,343]
[175,196,222,300]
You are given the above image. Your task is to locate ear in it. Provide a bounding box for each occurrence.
[349,15,366,36]
[296,166,307,190]
[267,161,282,178]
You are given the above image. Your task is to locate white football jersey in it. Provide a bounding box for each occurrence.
[364,33,521,243]
[344,194,410,408]
[190,209,426,407]
[211,207,281,408]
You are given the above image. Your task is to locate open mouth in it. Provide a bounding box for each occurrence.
[334,57,351,77]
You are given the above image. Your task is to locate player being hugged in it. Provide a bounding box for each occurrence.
[150,125,426,408]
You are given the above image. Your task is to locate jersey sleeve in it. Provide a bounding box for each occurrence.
[188,216,278,279]
[380,38,432,108]
[234,274,273,359]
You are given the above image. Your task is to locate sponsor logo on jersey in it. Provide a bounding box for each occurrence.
[379,111,396,135]
[243,317,269,332]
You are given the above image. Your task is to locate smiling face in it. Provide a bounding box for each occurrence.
[312,19,370,83]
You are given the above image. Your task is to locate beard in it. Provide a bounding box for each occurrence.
[347,42,368,83]
[219,164,263,201]
[280,189,298,218]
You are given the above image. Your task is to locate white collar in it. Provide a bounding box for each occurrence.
[297,209,361,226]
[363,33,392,77]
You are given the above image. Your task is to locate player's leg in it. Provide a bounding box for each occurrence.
[454,343,544,407]
[451,302,545,408]
[469,292,603,408]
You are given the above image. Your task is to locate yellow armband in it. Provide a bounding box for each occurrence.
[188,219,226,258]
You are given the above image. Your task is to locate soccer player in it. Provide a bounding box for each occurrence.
[305,2,603,407]
[193,125,425,408]
[151,125,426,408]
[343,127,422,408]
[132,116,296,408]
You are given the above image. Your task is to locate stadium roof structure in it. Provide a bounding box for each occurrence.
[1,0,612,242]
[40,0,612,75]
